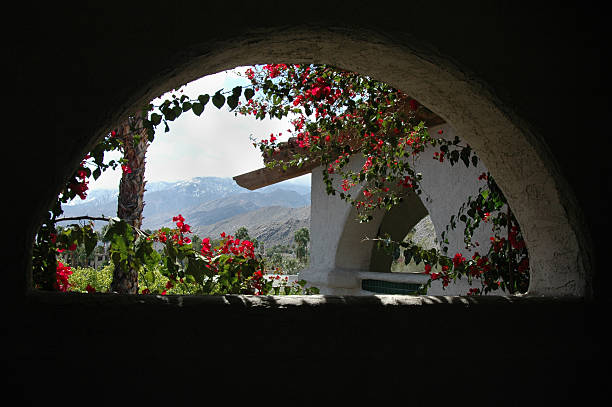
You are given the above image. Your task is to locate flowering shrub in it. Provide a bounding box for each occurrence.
[71,214,318,296]
[68,265,114,293]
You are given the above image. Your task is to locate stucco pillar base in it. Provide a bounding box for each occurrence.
[299,267,368,295]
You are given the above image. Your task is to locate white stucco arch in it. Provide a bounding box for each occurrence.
[100,27,589,297]
[301,123,506,295]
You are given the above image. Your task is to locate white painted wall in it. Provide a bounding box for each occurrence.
[299,123,506,296]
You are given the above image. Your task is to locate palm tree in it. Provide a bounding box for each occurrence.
[294,228,310,264]
[110,113,149,294]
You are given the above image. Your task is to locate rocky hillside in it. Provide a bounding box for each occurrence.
[61,176,311,247]
[191,206,310,247]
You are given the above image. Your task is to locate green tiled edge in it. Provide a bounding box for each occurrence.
[361,279,424,295]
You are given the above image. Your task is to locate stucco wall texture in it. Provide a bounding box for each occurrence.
[5,1,609,404]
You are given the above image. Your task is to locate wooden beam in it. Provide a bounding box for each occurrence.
[233,160,320,190]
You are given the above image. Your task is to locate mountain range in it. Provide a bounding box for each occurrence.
[62,177,311,247]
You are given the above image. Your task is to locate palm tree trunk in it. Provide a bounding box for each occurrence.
[110,113,149,294]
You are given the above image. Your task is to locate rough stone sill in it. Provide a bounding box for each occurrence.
[24,289,584,309]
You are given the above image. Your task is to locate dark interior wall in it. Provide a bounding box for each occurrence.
[5,1,610,404]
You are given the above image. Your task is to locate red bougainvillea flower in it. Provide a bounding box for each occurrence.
[467,287,480,296]
[453,253,466,269]
[85,284,96,293]
[424,264,432,274]
[201,237,212,255]
[341,179,353,192]
[69,180,89,200]
[141,288,151,295]
[177,221,191,234]
[76,169,88,179]
[362,155,373,171]
[54,261,73,292]
[409,99,419,111]
[518,257,530,274]
[509,226,525,250]
[121,164,132,174]
[245,68,255,80]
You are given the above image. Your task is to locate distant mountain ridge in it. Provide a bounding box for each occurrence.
[61,176,311,246]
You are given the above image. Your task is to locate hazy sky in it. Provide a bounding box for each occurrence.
[88,66,309,191]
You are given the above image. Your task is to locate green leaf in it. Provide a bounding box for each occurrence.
[84,230,97,256]
[92,168,101,180]
[145,270,155,283]
[232,86,242,97]
[164,109,176,121]
[186,256,206,283]
[150,113,162,126]
[244,88,255,101]
[172,105,182,118]
[226,95,238,111]
[460,146,471,167]
[192,102,204,116]
[403,249,413,265]
[450,150,459,164]
[198,94,210,105]
[212,92,225,109]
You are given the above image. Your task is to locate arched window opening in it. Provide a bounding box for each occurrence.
[28,26,591,299]
[387,215,438,274]
[34,63,534,298]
